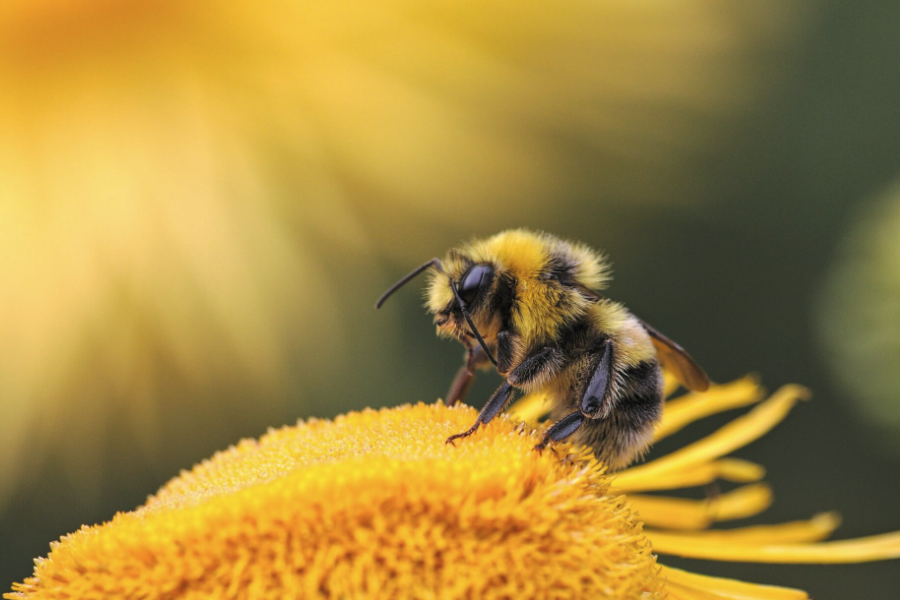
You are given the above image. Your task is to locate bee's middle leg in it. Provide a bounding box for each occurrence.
[446,382,514,445]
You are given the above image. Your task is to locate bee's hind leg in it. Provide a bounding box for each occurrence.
[446,382,514,445]
[533,411,585,453]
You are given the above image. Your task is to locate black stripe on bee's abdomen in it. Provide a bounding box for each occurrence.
[614,360,664,427]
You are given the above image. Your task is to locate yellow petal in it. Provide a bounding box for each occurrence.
[505,390,550,425]
[662,566,809,600]
[648,512,841,545]
[662,369,681,398]
[616,458,765,492]
[656,376,764,442]
[628,484,772,530]
[619,385,810,487]
[650,530,900,563]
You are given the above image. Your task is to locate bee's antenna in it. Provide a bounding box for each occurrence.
[375,257,498,367]
[375,258,444,309]
[449,280,498,367]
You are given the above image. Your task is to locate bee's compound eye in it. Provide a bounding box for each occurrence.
[458,264,493,304]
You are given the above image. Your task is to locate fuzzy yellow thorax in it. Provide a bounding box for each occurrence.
[427,229,610,347]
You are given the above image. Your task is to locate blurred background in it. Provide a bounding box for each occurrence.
[1,1,899,596]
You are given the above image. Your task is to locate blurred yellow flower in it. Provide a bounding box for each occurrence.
[818,182,900,454]
[8,378,899,599]
[0,0,810,510]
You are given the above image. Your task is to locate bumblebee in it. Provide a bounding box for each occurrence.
[376,230,708,469]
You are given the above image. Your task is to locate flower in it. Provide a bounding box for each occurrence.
[8,377,900,599]
[818,181,900,452]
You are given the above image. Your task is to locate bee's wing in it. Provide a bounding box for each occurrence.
[638,319,709,392]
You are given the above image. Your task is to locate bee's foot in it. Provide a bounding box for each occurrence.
[703,483,722,506]
[532,440,559,457]
[445,422,480,446]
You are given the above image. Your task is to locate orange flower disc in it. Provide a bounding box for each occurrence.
[9,403,661,600]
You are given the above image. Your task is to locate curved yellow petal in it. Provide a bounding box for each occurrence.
[616,458,765,492]
[665,589,716,600]
[650,530,900,563]
[505,390,550,425]
[662,369,681,399]
[648,512,841,545]
[656,376,764,441]
[628,484,772,530]
[619,385,809,486]
[662,566,809,600]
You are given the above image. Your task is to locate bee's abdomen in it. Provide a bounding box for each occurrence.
[572,359,663,469]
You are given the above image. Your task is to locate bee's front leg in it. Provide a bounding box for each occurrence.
[446,382,514,445]
[446,342,563,446]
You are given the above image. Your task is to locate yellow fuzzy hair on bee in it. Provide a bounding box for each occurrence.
[427,230,609,344]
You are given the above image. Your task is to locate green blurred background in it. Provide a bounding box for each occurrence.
[1,1,899,597]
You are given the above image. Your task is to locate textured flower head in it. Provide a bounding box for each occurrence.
[8,403,661,599]
[8,377,900,599]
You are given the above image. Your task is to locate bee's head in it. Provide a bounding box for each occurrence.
[375,253,503,366]
[427,256,504,351]
[376,230,610,361]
